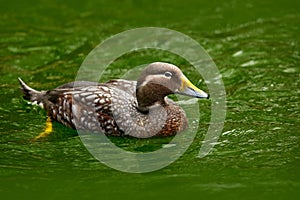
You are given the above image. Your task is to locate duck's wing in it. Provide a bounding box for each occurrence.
[105,79,137,96]
[55,81,101,89]
[54,80,137,94]
[43,83,125,135]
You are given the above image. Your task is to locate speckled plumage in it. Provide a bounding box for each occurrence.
[19,62,209,138]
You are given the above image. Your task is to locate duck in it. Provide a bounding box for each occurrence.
[18,62,209,138]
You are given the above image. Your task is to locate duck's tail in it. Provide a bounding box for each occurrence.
[18,78,45,107]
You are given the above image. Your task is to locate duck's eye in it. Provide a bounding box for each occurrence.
[164,71,172,78]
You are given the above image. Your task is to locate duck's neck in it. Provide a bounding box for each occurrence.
[136,83,168,113]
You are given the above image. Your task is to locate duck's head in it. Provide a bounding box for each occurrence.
[136,62,209,111]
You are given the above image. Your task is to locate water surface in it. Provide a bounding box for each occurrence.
[0,0,299,199]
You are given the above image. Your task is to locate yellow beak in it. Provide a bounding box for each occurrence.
[177,75,209,99]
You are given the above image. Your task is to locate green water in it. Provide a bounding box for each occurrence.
[1,0,299,199]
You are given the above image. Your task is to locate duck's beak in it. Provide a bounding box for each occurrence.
[176,75,209,99]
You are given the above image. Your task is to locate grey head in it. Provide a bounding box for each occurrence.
[136,62,209,112]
